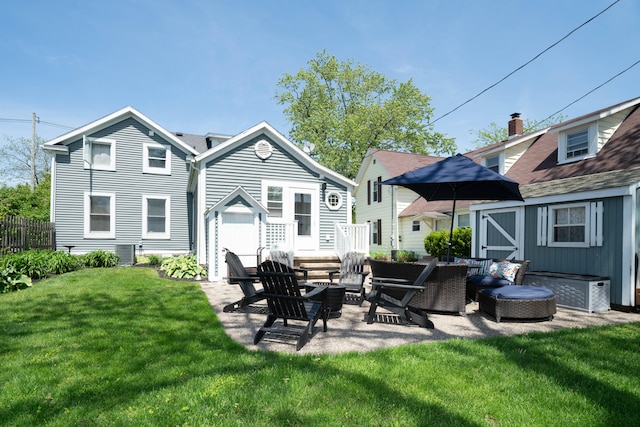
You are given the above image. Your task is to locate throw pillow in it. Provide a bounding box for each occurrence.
[497,261,521,282]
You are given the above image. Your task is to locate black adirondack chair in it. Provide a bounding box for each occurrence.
[328,251,369,304]
[223,249,266,312]
[365,259,438,328]
[255,260,328,350]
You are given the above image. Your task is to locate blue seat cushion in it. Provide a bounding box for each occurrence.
[468,275,514,287]
[480,285,555,300]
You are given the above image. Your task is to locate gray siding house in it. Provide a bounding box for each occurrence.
[43,107,356,280]
[467,97,640,309]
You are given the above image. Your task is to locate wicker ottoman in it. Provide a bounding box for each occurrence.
[478,286,556,323]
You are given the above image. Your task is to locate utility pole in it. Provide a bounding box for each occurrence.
[31,112,36,192]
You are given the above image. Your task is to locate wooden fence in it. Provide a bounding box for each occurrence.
[0,216,56,255]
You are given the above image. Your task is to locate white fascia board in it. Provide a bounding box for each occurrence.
[470,185,633,212]
[552,97,640,134]
[43,106,199,156]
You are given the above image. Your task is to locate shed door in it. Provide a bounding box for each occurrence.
[220,212,259,268]
[478,208,523,260]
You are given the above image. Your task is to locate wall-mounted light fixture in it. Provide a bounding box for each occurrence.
[321,182,327,191]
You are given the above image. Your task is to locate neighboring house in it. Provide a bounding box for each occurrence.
[467,96,640,309]
[354,96,640,309]
[43,106,356,280]
[354,149,470,257]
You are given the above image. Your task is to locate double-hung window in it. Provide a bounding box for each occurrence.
[558,124,596,163]
[565,129,589,159]
[267,186,283,218]
[537,202,603,248]
[84,192,116,238]
[143,142,171,174]
[83,136,116,171]
[485,155,501,174]
[143,195,170,239]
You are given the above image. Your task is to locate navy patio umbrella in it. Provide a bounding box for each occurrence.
[382,153,524,261]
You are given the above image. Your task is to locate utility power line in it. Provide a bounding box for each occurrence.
[429,0,621,126]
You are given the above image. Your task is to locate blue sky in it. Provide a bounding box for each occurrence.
[1,0,638,161]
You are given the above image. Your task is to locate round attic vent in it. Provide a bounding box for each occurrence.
[254,139,273,160]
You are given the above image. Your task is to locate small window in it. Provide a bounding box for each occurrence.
[372,180,379,202]
[566,129,589,159]
[485,155,500,173]
[143,142,171,175]
[558,125,596,163]
[371,219,382,245]
[412,220,421,232]
[549,203,588,247]
[457,214,470,228]
[325,191,343,210]
[84,192,115,238]
[143,195,170,239]
[267,186,283,218]
[84,137,116,171]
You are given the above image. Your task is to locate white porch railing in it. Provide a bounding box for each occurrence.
[265,222,369,260]
[335,223,370,260]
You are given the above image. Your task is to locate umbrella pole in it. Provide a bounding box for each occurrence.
[446,191,457,264]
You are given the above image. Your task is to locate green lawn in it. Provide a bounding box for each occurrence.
[1,267,639,426]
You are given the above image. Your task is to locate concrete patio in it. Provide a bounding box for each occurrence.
[201,280,640,355]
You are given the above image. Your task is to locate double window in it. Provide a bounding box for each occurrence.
[84,193,171,239]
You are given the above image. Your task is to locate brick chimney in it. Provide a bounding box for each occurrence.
[508,113,523,138]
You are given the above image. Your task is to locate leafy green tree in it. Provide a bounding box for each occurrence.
[276,51,455,179]
[0,134,50,187]
[471,114,566,148]
[0,174,50,221]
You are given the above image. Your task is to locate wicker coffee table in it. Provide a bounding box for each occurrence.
[478,285,556,323]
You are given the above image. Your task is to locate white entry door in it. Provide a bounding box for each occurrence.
[478,208,523,260]
[220,212,259,268]
[291,187,318,251]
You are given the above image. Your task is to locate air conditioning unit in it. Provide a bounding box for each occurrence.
[115,244,135,266]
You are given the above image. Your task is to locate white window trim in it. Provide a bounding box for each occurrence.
[84,192,116,239]
[557,123,597,164]
[540,202,604,248]
[325,190,343,210]
[412,220,421,232]
[142,195,171,239]
[143,141,172,175]
[83,136,116,171]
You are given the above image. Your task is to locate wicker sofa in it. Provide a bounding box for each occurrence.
[367,259,468,316]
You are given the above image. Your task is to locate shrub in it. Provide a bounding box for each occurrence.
[160,254,205,279]
[0,249,50,280]
[0,266,32,293]
[396,250,419,263]
[369,251,390,261]
[81,250,119,268]
[147,254,162,266]
[424,227,471,259]
[46,251,82,274]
